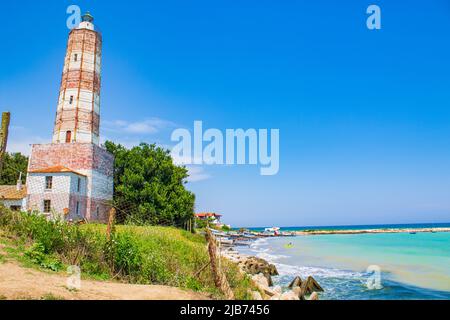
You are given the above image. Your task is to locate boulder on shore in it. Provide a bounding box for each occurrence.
[301,276,324,295]
[292,286,306,300]
[288,276,303,288]
[251,273,270,289]
[280,290,300,300]
[309,292,319,300]
[251,290,263,300]
[288,275,323,299]
[242,256,278,277]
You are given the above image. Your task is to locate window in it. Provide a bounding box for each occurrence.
[76,201,80,215]
[74,54,78,62]
[43,200,51,213]
[10,205,21,211]
[77,177,81,192]
[96,206,99,217]
[65,131,72,143]
[45,176,53,189]
[69,95,74,104]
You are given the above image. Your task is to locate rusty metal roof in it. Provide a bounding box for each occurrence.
[0,185,27,200]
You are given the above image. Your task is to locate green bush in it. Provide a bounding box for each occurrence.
[0,207,256,299]
[24,241,63,271]
[24,242,46,264]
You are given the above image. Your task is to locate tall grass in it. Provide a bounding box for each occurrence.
[0,206,254,299]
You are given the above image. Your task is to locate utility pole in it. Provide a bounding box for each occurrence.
[0,112,10,172]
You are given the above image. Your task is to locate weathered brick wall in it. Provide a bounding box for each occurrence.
[69,194,89,220]
[92,144,114,177]
[28,143,113,177]
[87,197,111,222]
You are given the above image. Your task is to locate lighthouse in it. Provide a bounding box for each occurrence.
[53,12,102,145]
[26,13,114,221]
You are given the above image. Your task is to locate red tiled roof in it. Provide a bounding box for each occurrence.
[0,185,27,200]
[28,165,86,177]
[195,212,222,217]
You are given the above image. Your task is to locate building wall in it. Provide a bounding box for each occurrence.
[27,193,70,216]
[1,199,25,210]
[26,172,88,220]
[27,143,114,221]
[69,194,88,220]
[27,173,72,194]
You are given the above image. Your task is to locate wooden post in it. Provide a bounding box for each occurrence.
[205,228,235,300]
[0,112,10,172]
[106,207,116,241]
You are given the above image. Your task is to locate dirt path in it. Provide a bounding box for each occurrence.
[0,261,210,300]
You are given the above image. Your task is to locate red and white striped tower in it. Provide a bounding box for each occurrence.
[27,12,113,222]
[53,12,102,145]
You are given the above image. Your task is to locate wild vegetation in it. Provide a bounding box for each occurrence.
[0,206,255,299]
[104,141,195,227]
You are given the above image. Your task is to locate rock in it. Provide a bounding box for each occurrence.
[301,276,324,295]
[261,284,282,298]
[288,276,303,288]
[309,292,319,300]
[242,257,278,277]
[272,285,282,295]
[251,291,263,300]
[251,273,269,289]
[269,264,279,276]
[269,294,281,300]
[263,273,273,287]
[292,286,306,300]
[280,290,300,300]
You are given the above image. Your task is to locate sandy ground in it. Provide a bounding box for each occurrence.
[0,259,209,300]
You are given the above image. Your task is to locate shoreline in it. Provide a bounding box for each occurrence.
[221,248,321,300]
[292,227,450,236]
[221,227,450,300]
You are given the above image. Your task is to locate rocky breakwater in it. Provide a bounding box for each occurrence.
[222,249,323,300]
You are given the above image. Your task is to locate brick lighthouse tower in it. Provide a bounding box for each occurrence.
[53,11,101,145]
[26,13,114,221]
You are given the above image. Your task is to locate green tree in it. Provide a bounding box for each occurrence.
[0,152,28,185]
[104,141,195,227]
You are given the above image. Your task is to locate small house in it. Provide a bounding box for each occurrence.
[0,181,27,211]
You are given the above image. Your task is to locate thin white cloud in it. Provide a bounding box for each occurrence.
[5,126,48,156]
[103,118,176,135]
[6,136,48,156]
[186,166,211,182]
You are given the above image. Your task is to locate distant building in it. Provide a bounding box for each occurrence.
[25,12,114,221]
[195,212,223,225]
[0,180,27,211]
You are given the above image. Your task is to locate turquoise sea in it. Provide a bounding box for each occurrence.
[239,224,450,299]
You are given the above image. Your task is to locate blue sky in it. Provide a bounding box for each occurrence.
[1,0,449,227]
